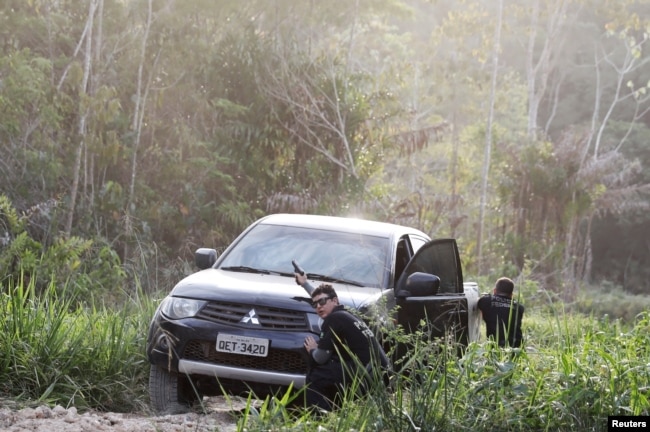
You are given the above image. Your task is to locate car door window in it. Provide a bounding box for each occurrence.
[397,239,463,294]
[408,235,427,253]
[394,237,412,285]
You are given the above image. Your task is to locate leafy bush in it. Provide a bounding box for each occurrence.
[0,195,125,303]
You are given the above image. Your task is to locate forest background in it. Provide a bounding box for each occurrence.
[1,0,650,308]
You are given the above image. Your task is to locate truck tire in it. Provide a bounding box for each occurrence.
[149,366,197,414]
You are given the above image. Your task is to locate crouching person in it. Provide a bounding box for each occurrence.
[299,280,389,412]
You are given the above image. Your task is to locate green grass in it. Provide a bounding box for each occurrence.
[1,276,648,431]
[238,311,650,431]
[0,275,153,411]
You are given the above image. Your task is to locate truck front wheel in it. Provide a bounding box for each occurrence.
[149,366,198,414]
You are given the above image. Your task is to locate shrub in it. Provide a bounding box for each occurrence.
[0,194,125,304]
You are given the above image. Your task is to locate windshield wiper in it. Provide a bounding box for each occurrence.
[221,266,271,275]
[307,273,364,287]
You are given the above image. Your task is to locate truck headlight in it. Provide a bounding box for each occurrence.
[160,297,207,319]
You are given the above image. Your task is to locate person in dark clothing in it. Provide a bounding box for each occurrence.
[296,274,389,411]
[477,277,524,348]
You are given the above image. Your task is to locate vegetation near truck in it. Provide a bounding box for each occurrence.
[146,213,480,413]
[1,1,650,429]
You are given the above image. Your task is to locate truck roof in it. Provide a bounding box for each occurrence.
[257,213,429,239]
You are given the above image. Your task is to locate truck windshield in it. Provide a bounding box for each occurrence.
[218,224,389,288]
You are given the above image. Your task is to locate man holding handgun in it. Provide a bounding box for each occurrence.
[294,269,389,412]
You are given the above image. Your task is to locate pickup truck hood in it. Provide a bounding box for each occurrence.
[169,268,385,312]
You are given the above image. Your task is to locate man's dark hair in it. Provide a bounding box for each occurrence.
[311,283,337,300]
[494,277,515,296]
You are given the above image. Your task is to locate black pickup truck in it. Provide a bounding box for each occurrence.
[146,213,480,413]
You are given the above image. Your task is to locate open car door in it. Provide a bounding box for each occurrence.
[395,239,470,345]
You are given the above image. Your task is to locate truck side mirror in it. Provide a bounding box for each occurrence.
[195,248,217,269]
[396,272,440,298]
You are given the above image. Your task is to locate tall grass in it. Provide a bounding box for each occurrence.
[0,275,154,411]
[239,311,650,431]
[1,273,648,431]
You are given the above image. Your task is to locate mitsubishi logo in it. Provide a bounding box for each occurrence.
[240,308,260,325]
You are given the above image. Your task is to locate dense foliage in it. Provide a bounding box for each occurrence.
[1,1,649,296]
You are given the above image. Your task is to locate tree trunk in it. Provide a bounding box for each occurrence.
[124,0,154,259]
[525,0,570,140]
[477,0,503,274]
[65,0,98,237]
[525,0,540,139]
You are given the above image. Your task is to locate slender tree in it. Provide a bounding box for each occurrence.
[125,0,152,234]
[477,0,504,274]
[524,0,572,140]
[65,0,98,237]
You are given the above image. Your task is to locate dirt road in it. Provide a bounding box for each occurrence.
[0,396,242,432]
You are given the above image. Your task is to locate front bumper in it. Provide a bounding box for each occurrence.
[179,359,306,387]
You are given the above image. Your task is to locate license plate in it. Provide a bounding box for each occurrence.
[216,334,269,357]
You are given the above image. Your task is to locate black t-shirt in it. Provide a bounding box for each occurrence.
[477,294,524,347]
[318,305,379,365]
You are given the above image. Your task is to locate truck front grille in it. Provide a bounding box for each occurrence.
[197,301,309,331]
[183,340,307,374]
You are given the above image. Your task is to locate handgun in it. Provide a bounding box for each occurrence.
[292,259,305,276]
